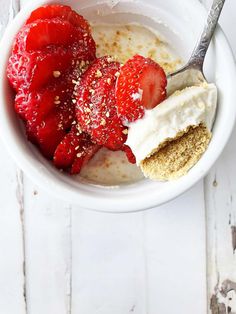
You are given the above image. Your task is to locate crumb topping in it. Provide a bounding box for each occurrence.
[140,124,212,180]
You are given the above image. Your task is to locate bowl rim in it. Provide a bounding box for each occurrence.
[0,0,236,213]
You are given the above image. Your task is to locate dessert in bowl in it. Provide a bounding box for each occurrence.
[0,0,235,212]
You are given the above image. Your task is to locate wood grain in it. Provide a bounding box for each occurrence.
[71,209,147,314]
[205,129,236,313]
[201,0,236,313]
[69,182,207,314]
[0,1,26,313]
[23,182,72,314]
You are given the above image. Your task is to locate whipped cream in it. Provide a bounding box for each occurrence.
[126,83,217,165]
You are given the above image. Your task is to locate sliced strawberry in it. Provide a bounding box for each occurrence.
[122,145,136,164]
[15,19,87,52]
[7,51,22,91]
[53,126,99,172]
[15,81,75,122]
[76,56,127,151]
[15,88,54,121]
[26,5,90,33]
[26,104,74,159]
[8,47,71,91]
[116,54,167,123]
[53,126,82,169]
[70,142,101,175]
[23,80,77,159]
[32,114,67,158]
[13,55,93,160]
[54,125,101,174]
[7,42,95,92]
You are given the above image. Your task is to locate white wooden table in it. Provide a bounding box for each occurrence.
[0,0,236,313]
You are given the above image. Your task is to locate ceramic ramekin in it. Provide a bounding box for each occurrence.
[0,0,235,212]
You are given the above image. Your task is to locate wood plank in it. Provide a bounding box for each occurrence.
[145,182,207,314]
[205,130,236,313]
[202,0,236,313]
[0,0,26,313]
[71,182,207,314]
[0,157,26,314]
[22,183,72,314]
[71,209,147,314]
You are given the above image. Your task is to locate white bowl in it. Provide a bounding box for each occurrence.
[0,0,235,212]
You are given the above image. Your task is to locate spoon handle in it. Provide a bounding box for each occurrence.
[188,0,225,70]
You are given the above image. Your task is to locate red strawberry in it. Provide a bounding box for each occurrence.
[70,142,101,175]
[22,79,78,159]
[7,43,95,92]
[15,80,75,122]
[26,5,90,33]
[76,56,127,151]
[37,116,66,158]
[53,126,100,173]
[14,19,87,52]
[122,145,136,164]
[8,47,72,91]
[26,102,75,159]
[116,54,167,123]
[13,54,93,160]
[53,126,83,169]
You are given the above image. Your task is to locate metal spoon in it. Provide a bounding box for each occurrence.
[167,0,225,95]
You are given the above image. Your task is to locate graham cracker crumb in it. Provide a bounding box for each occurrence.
[140,124,212,181]
[53,71,61,78]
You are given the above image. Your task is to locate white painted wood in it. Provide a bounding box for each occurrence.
[205,130,236,311]
[144,182,207,314]
[202,0,236,312]
[71,182,207,314]
[0,155,26,314]
[0,0,26,313]
[23,183,72,314]
[71,209,147,314]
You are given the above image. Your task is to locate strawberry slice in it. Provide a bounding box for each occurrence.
[122,145,136,164]
[70,142,101,175]
[21,83,76,159]
[20,79,77,159]
[15,80,75,122]
[116,54,167,123]
[7,13,96,92]
[13,54,93,160]
[15,18,87,52]
[8,47,72,91]
[7,42,95,92]
[14,53,91,123]
[53,126,82,169]
[26,105,74,159]
[53,126,100,173]
[76,56,127,151]
[26,5,90,33]
[31,114,67,159]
